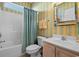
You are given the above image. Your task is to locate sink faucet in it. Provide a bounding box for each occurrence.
[62,36,66,41]
[0,40,5,43]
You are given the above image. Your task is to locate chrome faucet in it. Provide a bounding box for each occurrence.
[0,46,2,48]
[61,36,66,41]
[0,40,5,43]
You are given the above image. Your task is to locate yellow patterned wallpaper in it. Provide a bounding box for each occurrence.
[55,2,77,37]
[0,2,3,9]
[38,4,55,37]
[38,2,78,37]
[0,2,32,14]
[14,2,32,8]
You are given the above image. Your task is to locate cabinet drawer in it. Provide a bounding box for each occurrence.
[43,42,56,57]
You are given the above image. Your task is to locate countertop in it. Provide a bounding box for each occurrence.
[43,37,79,54]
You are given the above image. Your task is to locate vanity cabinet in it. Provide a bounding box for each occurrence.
[43,42,56,57]
[43,42,79,57]
[56,47,78,57]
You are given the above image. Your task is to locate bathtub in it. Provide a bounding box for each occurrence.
[0,44,22,57]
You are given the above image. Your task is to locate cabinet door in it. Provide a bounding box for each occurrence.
[56,48,78,57]
[43,42,56,57]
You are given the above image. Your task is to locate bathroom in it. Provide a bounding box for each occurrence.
[0,2,79,57]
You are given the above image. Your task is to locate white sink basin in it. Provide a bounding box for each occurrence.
[43,37,79,53]
[47,38,77,47]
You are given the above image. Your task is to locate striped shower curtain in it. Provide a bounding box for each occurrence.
[22,8,38,53]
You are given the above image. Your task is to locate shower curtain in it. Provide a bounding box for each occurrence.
[22,8,38,53]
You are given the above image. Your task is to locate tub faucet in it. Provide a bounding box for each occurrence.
[0,46,2,48]
[0,40,5,43]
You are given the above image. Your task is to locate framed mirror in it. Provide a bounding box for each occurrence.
[56,2,76,22]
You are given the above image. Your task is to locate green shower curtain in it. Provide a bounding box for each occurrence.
[22,8,38,53]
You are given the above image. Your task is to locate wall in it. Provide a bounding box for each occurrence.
[0,2,3,10]
[76,2,79,37]
[32,2,54,11]
[0,2,32,14]
[37,3,55,37]
[14,2,32,8]
[55,2,77,37]
[38,2,79,38]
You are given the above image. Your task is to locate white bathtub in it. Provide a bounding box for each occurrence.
[0,44,22,57]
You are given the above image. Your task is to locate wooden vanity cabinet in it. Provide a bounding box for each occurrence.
[43,42,56,57]
[43,42,79,57]
[56,47,78,57]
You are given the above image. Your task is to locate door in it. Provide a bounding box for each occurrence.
[56,47,78,57]
[43,42,56,57]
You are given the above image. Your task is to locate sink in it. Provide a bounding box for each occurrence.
[49,38,77,47]
[46,36,79,48]
[44,36,79,52]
